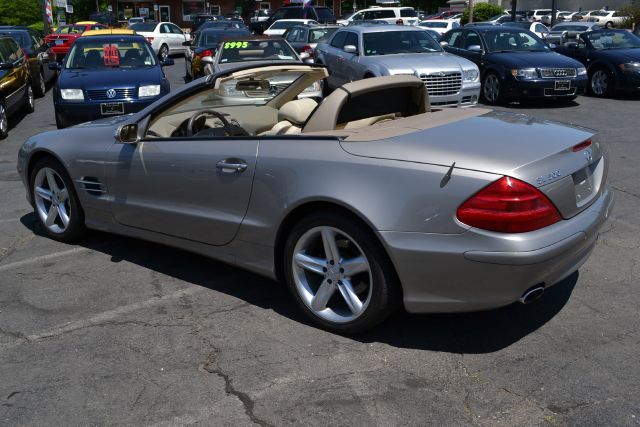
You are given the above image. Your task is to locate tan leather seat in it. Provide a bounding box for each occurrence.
[265,98,318,136]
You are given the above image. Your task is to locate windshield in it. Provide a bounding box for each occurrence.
[218,39,297,63]
[199,30,250,46]
[270,21,303,30]
[483,30,549,52]
[419,21,448,28]
[309,27,338,42]
[194,15,214,24]
[55,25,85,34]
[552,24,589,31]
[586,31,640,49]
[65,39,157,69]
[130,23,157,32]
[363,30,442,55]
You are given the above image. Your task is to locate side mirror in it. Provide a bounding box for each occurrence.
[48,61,61,71]
[182,40,191,46]
[162,57,175,66]
[343,44,358,54]
[439,41,449,48]
[467,45,483,53]
[299,51,310,60]
[115,123,139,144]
[201,56,214,64]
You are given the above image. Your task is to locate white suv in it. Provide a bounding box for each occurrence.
[527,9,552,22]
[338,7,419,26]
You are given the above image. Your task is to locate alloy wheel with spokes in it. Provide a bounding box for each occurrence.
[23,85,34,113]
[590,69,611,97]
[483,73,502,104]
[284,212,399,333]
[30,158,85,241]
[159,44,169,61]
[35,71,46,97]
[292,226,373,324]
[0,102,8,139]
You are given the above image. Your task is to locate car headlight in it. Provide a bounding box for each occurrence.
[302,81,322,93]
[618,62,640,72]
[511,68,538,79]
[60,88,84,100]
[138,85,161,97]
[463,69,479,81]
[577,66,587,76]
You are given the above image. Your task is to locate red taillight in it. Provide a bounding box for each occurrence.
[572,139,592,152]
[301,45,314,57]
[456,176,561,233]
[198,49,214,59]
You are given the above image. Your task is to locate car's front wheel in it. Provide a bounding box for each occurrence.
[0,101,8,139]
[482,72,503,105]
[158,44,169,61]
[23,85,34,113]
[283,212,399,333]
[35,69,46,97]
[589,68,613,97]
[30,157,85,241]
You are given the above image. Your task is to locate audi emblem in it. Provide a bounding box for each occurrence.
[106,89,117,99]
[554,69,567,77]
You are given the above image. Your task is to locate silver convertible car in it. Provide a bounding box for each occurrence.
[17,63,613,333]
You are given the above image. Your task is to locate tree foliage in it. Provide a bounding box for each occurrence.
[0,0,42,26]
[460,3,504,25]
[619,3,640,28]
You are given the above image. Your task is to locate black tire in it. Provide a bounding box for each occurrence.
[589,67,614,97]
[605,21,613,29]
[22,84,34,114]
[482,72,504,105]
[158,44,169,61]
[30,157,85,242]
[55,111,67,129]
[0,100,8,140]
[283,211,400,333]
[34,69,46,97]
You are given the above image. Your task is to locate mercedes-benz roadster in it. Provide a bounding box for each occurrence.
[17,63,613,333]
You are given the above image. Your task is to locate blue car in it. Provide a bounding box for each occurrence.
[441,26,588,104]
[50,33,173,128]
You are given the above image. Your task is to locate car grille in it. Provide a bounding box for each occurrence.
[86,88,136,101]
[540,68,577,78]
[419,72,462,96]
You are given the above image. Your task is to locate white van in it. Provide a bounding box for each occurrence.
[338,6,419,26]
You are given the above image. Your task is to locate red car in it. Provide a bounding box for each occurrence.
[44,23,107,61]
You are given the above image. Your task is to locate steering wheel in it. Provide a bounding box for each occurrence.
[186,109,232,137]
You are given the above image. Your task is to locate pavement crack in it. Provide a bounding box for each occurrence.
[6,391,21,400]
[0,327,30,343]
[612,185,640,200]
[201,351,273,427]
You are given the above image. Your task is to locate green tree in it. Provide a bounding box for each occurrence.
[619,3,640,28]
[0,0,42,26]
[460,3,504,25]
[71,0,111,21]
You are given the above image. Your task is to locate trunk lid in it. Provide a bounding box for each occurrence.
[340,110,607,218]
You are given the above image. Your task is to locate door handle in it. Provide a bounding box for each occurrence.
[216,159,247,174]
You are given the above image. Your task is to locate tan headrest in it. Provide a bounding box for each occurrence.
[278,98,318,125]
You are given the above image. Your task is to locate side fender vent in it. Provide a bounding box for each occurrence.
[76,177,106,197]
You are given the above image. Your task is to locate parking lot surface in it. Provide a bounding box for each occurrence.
[1,59,639,426]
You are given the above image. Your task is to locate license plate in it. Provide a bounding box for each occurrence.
[100,102,124,115]
[55,39,64,45]
[555,80,571,91]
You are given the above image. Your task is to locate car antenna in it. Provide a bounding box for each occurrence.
[440,162,455,188]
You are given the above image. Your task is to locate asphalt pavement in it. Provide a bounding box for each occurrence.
[0,59,639,426]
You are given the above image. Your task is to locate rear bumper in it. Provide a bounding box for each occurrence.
[54,98,159,127]
[505,76,588,99]
[381,187,614,313]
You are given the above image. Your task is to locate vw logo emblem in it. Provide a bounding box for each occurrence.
[106,89,117,99]
[584,148,593,163]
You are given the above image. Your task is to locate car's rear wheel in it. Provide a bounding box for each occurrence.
[159,44,169,60]
[0,101,8,139]
[30,157,85,241]
[590,68,613,97]
[482,72,503,105]
[283,212,399,333]
[605,21,613,28]
[23,84,34,113]
[35,69,46,97]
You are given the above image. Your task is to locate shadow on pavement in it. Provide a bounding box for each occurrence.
[20,213,577,353]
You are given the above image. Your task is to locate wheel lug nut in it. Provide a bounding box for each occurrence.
[339,268,344,273]
[329,260,334,265]
[327,279,332,284]
[322,267,327,272]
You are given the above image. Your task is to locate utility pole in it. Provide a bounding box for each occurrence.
[468,0,473,23]
[511,0,517,21]
[96,0,100,12]
[551,0,557,26]
[42,0,51,35]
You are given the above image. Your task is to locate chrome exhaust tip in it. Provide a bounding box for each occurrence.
[519,286,545,304]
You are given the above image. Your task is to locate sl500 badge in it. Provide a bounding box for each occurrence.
[536,170,561,185]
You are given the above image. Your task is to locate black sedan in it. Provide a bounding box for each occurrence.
[51,34,173,128]
[184,28,250,80]
[441,26,588,104]
[554,30,640,97]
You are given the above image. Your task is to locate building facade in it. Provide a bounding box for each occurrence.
[447,0,633,12]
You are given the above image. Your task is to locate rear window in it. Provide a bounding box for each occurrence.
[400,9,417,17]
[309,27,337,42]
[55,25,86,34]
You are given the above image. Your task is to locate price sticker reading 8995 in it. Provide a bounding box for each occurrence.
[224,41,249,49]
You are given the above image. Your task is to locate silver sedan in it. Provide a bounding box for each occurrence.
[17,63,613,333]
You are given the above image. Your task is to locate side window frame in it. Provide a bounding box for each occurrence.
[330,31,347,49]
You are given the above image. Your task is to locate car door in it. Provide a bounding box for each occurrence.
[109,114,259,246]
[170,24,188,52]
[0,38,27,113]
[441,29,465,56]
[159,23,174,51]
[322,31,347,88]
[456,30,485,69]
[341,31,363,81]
[285,27,302,52]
